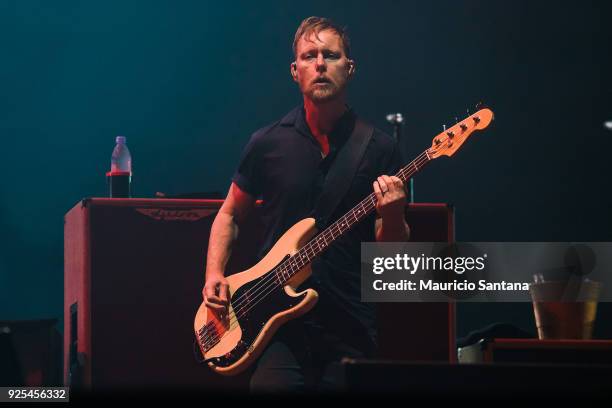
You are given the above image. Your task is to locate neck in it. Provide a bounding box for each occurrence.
[276,149,433,285]
[303,97,347,136]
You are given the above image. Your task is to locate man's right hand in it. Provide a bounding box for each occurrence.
[203,272,230,313]
[202,183,254,315]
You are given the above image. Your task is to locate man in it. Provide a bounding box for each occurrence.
[202,16,409,392]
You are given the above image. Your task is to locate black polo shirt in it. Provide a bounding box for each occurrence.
[232,106,399,334]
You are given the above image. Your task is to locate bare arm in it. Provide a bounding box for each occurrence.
[373,175,410,242]
[202,182,255,311]
[375,215,410,242]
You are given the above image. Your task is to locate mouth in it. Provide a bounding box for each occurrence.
[313,77,331,85]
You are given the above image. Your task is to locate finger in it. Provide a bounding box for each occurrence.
[377,177,389,194]
[389,176,402,187]
[205,293,227,308]
[383,175,401,192]
[204,283,217,300]
[381,175,397,192]
[392,177,404,192]
[206,293,223,303]
[219,283,230,304]
[205,299,227,311]
[373,180,383,202]
[387,177,404,195]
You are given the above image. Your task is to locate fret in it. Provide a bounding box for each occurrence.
[342,216,349,228]
[360,202,368,218]
[306,245,315,258]
[339,218,348,232]
[275,269,282,285]
[286,264,292,280]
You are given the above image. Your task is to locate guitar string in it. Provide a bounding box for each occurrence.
[198,151,433,351]
[198,150,433,351]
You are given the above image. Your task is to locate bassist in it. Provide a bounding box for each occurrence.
[202,16,410,392]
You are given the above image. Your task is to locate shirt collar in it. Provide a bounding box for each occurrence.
[280,105,356,144]
[279,106,301,127]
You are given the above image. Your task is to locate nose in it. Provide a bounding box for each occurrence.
[315,53,326,72]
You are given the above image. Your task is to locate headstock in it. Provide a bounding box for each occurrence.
[428,107,494,159]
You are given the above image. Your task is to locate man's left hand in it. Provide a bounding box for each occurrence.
[373,175,406,219]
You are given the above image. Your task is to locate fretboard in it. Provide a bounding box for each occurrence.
[273,149,432,284]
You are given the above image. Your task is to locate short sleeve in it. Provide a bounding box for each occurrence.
[231,134,264,197]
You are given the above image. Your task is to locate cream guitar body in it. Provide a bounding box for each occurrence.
[194,218,319,375]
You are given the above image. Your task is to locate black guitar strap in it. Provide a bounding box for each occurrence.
[313,118,374,230]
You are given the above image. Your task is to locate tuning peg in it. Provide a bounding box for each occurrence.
[443,124,447,131]
[455,117,459,124]
[475,101,490,111]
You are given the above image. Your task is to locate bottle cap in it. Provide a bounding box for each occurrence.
[116,136,127,144]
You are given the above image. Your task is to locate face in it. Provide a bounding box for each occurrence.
[291,29,355,103]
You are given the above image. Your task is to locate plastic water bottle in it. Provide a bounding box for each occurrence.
[107,136,132,197]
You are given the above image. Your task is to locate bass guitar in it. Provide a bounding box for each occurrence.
[194,107,494,375]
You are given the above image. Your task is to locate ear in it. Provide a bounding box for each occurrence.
[347,59,356,79]
[290,61,298,82]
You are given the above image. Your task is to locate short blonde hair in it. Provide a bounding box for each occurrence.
[293,16,351,58]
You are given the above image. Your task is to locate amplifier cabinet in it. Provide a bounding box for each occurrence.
[64,199,454,388]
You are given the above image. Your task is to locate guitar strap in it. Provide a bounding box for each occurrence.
[313,118,374,230]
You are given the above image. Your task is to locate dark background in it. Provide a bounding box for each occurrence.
[1,0,611,340]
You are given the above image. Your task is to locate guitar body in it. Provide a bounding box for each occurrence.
[194,218,319,376]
